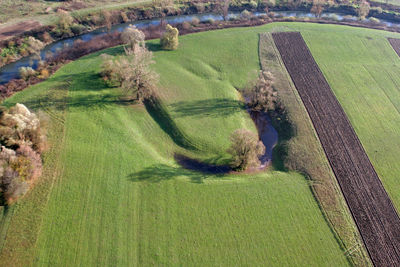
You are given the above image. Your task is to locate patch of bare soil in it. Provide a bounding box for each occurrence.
[273,31,400,267]
[0,21,41,42]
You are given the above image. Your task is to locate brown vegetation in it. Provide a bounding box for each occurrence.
[160,24,179,50]
[0,104,46,205]
[272,31,400,267]
[227,129,265,170]
[101,27,158,102]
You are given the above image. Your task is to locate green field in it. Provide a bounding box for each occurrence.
[1,22,400,266]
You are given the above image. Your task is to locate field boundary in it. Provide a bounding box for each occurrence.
[272,31,400,267]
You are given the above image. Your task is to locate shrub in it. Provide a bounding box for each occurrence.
[181,21,191,30]
[70,23,86,35]
[227,129,265,171]
[101,10,112,30]
[121,25,145,52]
[19,67,36,80]
[160,24,179,50]
[311,0,324,18]
[38,69,50,79]
[56,9,74,34]
[120,11,130,22]
[206,18,215,24]
[244,71,279,112]
[240,9,252,20]
[191,17,200,26]
[194,3,206,13]
[357,0,370,20]
[369,17,380,24]
[0,104,46,204]
[249,0,258,9]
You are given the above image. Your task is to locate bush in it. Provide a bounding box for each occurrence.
[244,71,279,112]
[240,9,252,20]
[227,129,265,171]
[194,3,206,13]
[70,23,86,35]
[121,25,145,51]
[19,67,36,80]
[160,24,179,50]
[0,104,46,204]
[25,37,44,58]
[181,21,191,30]
[206,18,215,24]
[357,0,370,20]
[369,17,380,24]
[191,17,200,26]
[120,11,130,22]
[249,0,258,9]
[56,10,74,35]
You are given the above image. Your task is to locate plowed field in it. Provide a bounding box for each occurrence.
[389,37,400,57]
[273,31,400,267]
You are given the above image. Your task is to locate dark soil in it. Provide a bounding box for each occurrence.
[272,31,400,267]
[388,37,400,57]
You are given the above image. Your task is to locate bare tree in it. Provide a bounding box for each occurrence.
[121,25,146,52]
[244,71,279,112]
[311,0,324,18]
[101,46,158,102]
[357,0,370,19]
[227,129,265,170]
[215,0,231,21]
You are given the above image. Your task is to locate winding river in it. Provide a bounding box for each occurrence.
[1,10,399,84]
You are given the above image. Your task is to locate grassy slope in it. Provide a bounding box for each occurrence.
[0,27,351,266]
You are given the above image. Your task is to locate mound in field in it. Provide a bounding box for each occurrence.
[272,31,400,267]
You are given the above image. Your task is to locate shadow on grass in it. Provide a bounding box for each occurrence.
[169,98,246,117]
[146,42,163,52]
[144,97,197,150]
[128,154,231,184]
[174,154,231,174]
[21,92,133,111]
[128,164,206,184]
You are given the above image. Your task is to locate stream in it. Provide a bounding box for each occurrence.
[1,10,400,84]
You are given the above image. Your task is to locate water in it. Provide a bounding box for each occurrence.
[250,111,278,168]
[1,10,399,84]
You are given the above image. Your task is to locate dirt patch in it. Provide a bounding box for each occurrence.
[0,21,41,42]
[273,31,400,267]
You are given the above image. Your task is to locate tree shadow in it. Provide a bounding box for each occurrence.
[128,164,206,184]
[146,42,163,52]
[144,97,197,150]
[174,153,231,175]
[22,92,133,111]
[48,71,106,92]
[169,98,246,118]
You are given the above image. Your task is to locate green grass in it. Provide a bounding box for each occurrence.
[0,24,358,266]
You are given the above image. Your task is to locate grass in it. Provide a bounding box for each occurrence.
[0,24,358,266]
[0,0,152,25]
